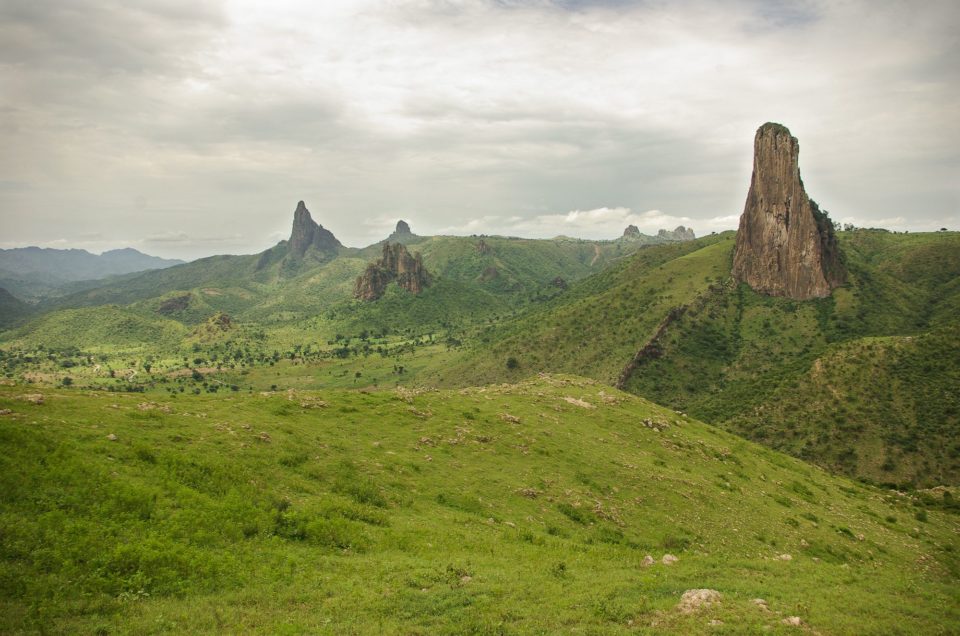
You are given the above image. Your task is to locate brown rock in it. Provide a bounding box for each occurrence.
[732,123,845,300]
[354,242,432,301]
[623,224,641,239]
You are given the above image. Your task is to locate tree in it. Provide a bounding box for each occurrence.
[506,356,519,370]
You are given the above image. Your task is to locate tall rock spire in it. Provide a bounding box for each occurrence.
[288,201,342,256]
[732,123,845,299]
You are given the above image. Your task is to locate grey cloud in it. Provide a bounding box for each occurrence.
[0,0,957,260]
[0,0,224,75]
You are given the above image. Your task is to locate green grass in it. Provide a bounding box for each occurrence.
[1,375,957,634]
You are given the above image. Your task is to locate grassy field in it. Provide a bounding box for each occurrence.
[1,375,957,634]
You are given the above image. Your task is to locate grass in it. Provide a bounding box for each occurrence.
[1,375,957,634]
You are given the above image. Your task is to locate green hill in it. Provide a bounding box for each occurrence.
[3,306,188,353]
[444,230,960,487]
[437,233,733,386]
[0,376,956,634]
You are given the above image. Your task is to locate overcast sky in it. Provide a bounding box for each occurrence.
[1,0,957,260]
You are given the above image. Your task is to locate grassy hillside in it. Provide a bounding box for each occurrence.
[620,231,960,486]
[35,231,666,327]
[438,234,732,386]
[726,327,960,486]
[3,306,188,353]
[442,230,960,487]
[1,375,957,634]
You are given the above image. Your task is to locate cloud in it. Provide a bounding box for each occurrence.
[433,206,736,239]
[0,0,957,259]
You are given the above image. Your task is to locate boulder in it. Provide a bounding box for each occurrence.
[677,589,721,613]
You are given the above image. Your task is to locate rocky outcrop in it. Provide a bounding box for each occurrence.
[620,225,695,242]
[732,123,845,299]
[288,201,342,257]
[157,293,191,315]
[354,243,431,301]
[658,226,696,241]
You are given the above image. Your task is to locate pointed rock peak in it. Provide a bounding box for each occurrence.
[288,200,342,256]
[623,225,641,238]
[732,123,845,300]
[395,220,412,235]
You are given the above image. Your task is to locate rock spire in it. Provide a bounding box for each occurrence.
[288,201,342,256]
[732,123,845,299]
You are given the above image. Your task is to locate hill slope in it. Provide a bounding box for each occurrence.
[0,375,956,634]
[444,230,960,486]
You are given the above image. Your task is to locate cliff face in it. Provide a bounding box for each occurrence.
[354,242,431,301]
[289,201,342,257]
[732,123,845,300]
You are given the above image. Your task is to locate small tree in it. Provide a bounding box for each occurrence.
[506,357,519,370]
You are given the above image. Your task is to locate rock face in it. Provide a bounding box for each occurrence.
[658,226,696,241]
[354,243,431,301]
[288,201,342,257]
[732,123,845,300]
[623,225,641,239]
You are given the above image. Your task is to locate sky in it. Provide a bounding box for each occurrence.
[0,0,957,260]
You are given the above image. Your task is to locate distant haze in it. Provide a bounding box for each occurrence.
[1,0,957,260]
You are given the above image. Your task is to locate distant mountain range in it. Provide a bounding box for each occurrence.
[0,246,184,303]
